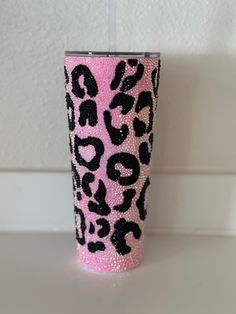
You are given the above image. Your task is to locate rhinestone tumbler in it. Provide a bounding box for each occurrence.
[64,51,160,272]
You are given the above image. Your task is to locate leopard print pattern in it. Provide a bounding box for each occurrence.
[64,55,160,272]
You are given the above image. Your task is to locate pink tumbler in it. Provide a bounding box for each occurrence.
[64,51,160,272]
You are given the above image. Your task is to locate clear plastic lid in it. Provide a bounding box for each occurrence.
[65,51,160,58]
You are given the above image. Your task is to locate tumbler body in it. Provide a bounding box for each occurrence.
[64,52,160,272]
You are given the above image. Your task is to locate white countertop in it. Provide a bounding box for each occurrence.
[1,233,236,314]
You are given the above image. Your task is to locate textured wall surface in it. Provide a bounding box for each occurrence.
[1,0,236,173]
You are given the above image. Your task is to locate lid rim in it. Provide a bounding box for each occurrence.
[65,51,160,57]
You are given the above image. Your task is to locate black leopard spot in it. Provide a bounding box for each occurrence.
[128,59,138,67]
[79,100,98,127]
[110,61,126,90]
[107,153,140,186]
[64,66,69,85]
[76,191,82,201]
[109,92,135,114]
[114,189,136,213]
[135,91,152,112]
[82,172,95,197]
[133,117,146,137]
[71,162,80,189]
[71,64,98,99]
[135,91,154,134]
[88,180,111,216]
[152,60,161,98]
[96,218,110,238]
[89,222,95,234]
[120,63,144,92]
[139,142,151,165]
[111,218,142,255]
[149,133,154,150]
[104,111,129,146]
[136,177,150,220]
[72,178,76,193]
[74,135,104,171]
[69,135,73,154]
[88,241,105,253]
[65,93,75,131]
[74,206,86,245]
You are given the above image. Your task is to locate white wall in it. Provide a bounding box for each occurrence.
[1,0,236,233]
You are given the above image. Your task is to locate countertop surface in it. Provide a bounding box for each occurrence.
[1,233,236,314]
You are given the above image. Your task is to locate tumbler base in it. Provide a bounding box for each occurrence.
[76,248,143,273]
